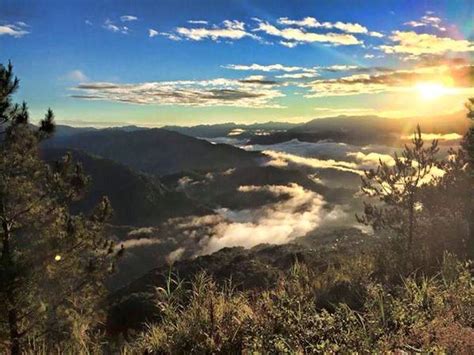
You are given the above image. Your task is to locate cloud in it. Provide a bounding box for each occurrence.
[280,41,299,48]
[276,72,320,79]
[117,237,161,250]
[71,77,284,108]
[238,75,278,85]
[262,150,361,174]
[277,16,382,37]
[254,21,362,46]
[175,20,258,41]
[404,12,447,32]
[85,19,93,26]
[188,20,208,25]
[400,133,462,141]
[148,29,159,37]
[0,23,29,37]
[63,70,89,82]
[347,151,395,169]
[363,54,384,59]
[224,63,317,73]
[157,32,182,41]
[304,63,473,97]
[198,184,332,254]
[167,247,186,263]
[120,15,138,22]
[369,31,384,38]
[380,31,474,57]
[103,19,129,34]
[320,64,360,72]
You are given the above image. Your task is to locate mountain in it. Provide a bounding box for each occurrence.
[42,148,209,226]
[45,128,261,175]
[54,125,98,137]
[163,121,298,138]
[249,112,469,146]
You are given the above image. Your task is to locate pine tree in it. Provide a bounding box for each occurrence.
[357,119,473,271]
[0,63,119,353]
[356,126,440,264]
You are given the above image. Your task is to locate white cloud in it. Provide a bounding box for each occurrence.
[278,17,368,34]
[280,41,299,48]
[198,184,331,254]
[103,19,129,34]
[320,64,360,71]
[276,72,319,79]
[188,20,208,25]
[262,150,361,174]
[120,15,138,22]
[148,29,159,37]
[277,16,383,38]
[158,32,182,41]
[369,31,384,38]
[254,21,362,46]
[0,23,29,37]
[175,20,258,41]
[117,238,161,250]
[400,133,462,141]
[167,247,185,263]
[380,31,474,56]
[223,63,317,73]
[304,63,473,97]
[404,12,447,32]
[72,77,284,108]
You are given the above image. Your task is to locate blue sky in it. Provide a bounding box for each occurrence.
[1,0,472,126]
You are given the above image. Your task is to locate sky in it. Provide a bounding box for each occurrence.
[1,0,473,127]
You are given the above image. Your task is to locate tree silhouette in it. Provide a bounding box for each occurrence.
[357,126,440,266]
[0,63,119,353]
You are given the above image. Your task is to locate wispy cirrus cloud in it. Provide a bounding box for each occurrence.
[71,78,284,108]
[0,22,29,37]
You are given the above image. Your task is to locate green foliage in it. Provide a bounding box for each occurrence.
[357,124,471,275]
[0,63,119,353]
[132,256,473,353]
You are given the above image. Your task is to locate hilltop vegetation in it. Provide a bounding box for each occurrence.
[1,63,473,353]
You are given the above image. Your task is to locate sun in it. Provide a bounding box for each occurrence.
[415,82,448,101]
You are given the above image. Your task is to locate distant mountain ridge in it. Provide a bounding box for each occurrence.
[45,128,261,175]
[249,112,468,145]
[162,121,298,138]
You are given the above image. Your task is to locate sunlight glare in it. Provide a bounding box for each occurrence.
[415,82,448,101]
